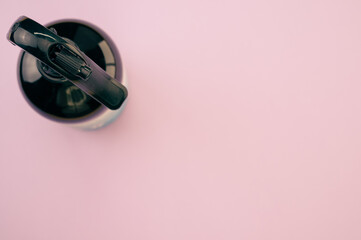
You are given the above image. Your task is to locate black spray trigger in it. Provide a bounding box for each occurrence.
[7,16,127,110]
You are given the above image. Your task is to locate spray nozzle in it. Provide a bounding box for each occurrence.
[7,16,127,110]
[49,43,92,79]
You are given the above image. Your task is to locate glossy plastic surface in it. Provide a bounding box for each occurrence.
[14,18,125,121]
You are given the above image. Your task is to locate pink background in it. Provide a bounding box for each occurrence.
[1,0,361,239]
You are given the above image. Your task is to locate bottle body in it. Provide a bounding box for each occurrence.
[17,20,126,130]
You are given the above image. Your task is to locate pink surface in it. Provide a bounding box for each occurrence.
[1,0,361,239]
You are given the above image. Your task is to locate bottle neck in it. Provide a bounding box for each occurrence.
[37,60,67,83]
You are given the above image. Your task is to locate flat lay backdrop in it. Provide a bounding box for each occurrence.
[1,0,361,239]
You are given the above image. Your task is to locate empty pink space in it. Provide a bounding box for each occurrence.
[0,0,361,239]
